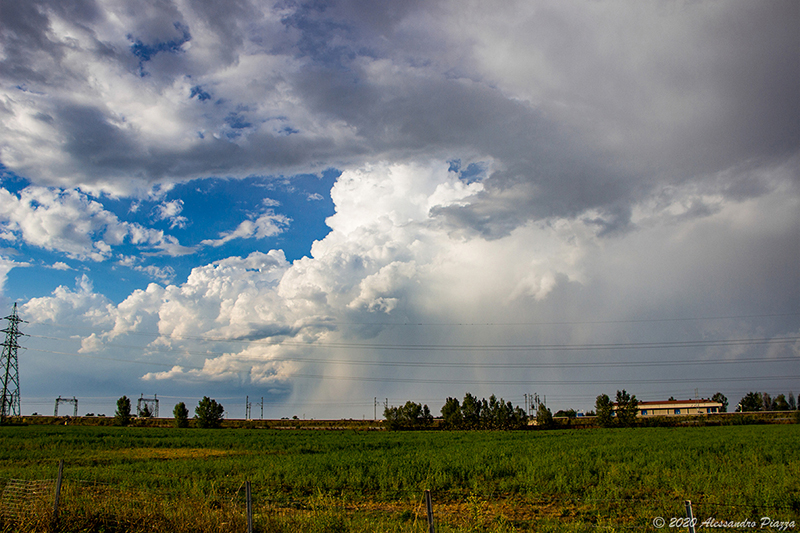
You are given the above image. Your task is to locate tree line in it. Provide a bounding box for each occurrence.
[384,393,529,430]
[114,395,225,428]
[112,389,796,431]
[384,388,800,431]
[736,391,797,412]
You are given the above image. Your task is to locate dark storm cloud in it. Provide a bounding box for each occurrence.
[1,0,798,231]
[0,0,68,85]
[56,104,137,166]
[696,2,800,163]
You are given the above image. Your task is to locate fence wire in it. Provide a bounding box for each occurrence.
[0,478,54,522]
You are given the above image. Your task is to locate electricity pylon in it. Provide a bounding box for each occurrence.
[1,303,26,420]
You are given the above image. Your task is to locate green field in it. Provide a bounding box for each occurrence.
[1,424,798,532]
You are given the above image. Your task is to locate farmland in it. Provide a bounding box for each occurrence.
[0,424,798,532]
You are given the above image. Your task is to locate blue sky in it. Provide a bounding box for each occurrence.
[0,0,798,419]
[3,169,337,303]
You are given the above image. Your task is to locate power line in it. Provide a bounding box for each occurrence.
[26,344,799,371]
[269,337,799,352]
[308,312,800,327]
[28,332,800,355]
[23,347,799,386]
[282,373,800,386]
[27,311,800,331]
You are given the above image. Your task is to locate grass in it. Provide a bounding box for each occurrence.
[1,424,798,531]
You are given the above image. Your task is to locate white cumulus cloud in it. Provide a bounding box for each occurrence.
[201,212,290,248]
[0,186,193,260]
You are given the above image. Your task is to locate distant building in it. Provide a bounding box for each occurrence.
[625,399,723,417]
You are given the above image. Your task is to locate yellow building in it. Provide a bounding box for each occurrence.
[631,399,723,417]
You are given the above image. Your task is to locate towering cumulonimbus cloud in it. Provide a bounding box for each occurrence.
[20,159,800,414]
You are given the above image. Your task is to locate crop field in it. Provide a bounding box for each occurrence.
[0,424,798,532]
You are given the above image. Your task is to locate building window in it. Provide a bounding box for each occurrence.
[674,409,681,414]
[641,410,648,416]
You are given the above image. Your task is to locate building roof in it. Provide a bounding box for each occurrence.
[613,399,722,408]
[637,399,719,406]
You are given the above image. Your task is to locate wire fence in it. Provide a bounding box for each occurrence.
[0,478,55,521]
[0,467,797,532]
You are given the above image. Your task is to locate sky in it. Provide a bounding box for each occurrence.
[0,0,798,419]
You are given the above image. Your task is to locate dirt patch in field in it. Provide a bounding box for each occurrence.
[90,448,247,461]
[264,496,616,529]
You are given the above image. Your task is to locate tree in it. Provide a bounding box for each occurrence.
[195,397,224,429]
[383,405,400,429]
[479,398,492,428]
[421,404,433,425]
[383,401,432,430]
[114,396,131,426]
[737,392,762,412]
[173,402,189,428]
[762,392,774,411]
[773,394,789,411]
[788,392,796,411]
[461,393,482,429]
[615,390,639,427]
[535,403,553,428]
[485,395,500,429]
[595,394,614,428]
[441,397,462,429]
[139,403,152,418]
[712,392,728,413]
[510,404,528,430]
[496,399,513,429]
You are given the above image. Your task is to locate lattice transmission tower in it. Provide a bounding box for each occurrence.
[137,394,159,418]
[1,303,26,420]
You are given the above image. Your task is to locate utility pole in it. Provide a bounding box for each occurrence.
[1,303,25,421]
[245,396,252,420]
[260,397,264,420]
